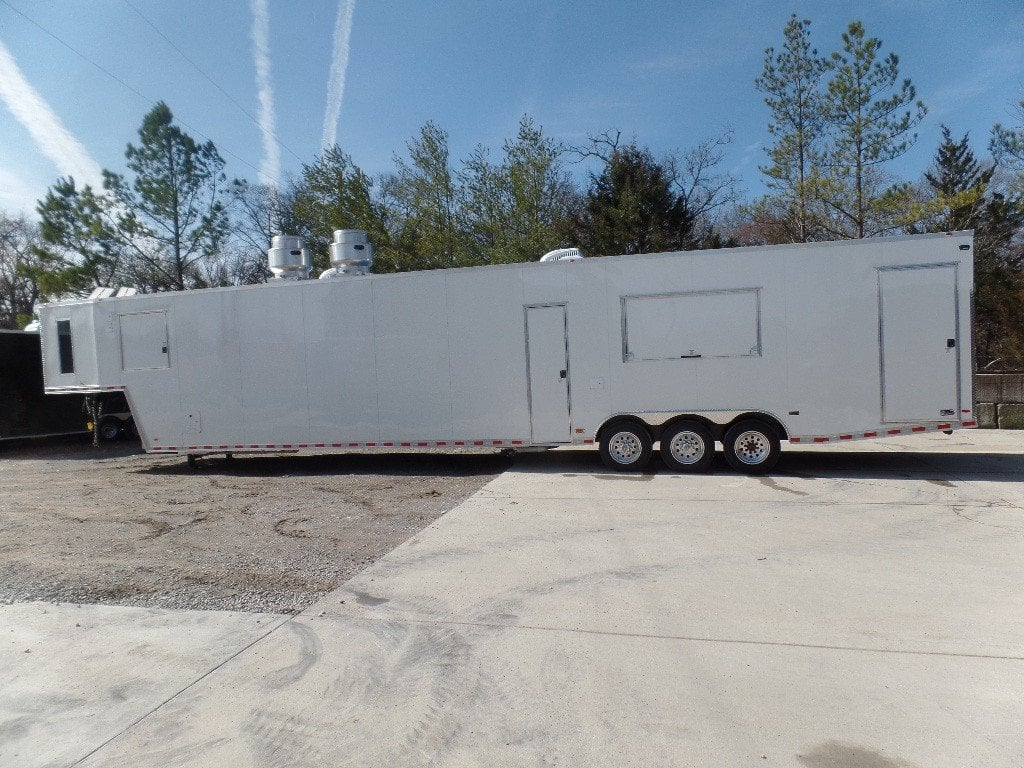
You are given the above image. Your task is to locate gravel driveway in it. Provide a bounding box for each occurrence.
[0,440,505,613]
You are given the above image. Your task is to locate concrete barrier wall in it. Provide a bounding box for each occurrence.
[975,374,1024,429]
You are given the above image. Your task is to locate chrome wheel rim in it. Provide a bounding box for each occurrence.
[608,431,643,464]
[668,431,705,464]
[734,431,771,465]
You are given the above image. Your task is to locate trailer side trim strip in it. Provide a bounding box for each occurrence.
[147,437,542,454]
[788,420,977,444]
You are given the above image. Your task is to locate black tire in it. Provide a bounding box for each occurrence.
[723,419,781,474]
[660,420,716,473]
[98,417,122,442]
[599,420,653,471]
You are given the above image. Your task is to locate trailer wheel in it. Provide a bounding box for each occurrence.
[660,421,715,472]
[723,420,781,474]
[599,420,653,471]
[98,416,122,442]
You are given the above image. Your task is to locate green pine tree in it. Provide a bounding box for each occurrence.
[104,102,230,290]
[819,21,927,238]
[755,14,828,242]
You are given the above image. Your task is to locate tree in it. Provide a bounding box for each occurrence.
[36,178,124,295]
[288,147,388,274]
[389,122,471,270]
[104,102,230,290]
[223,179,290,285]
[973,191,1024,369]
[991,98,1024,174]
[575,135,694,256]
[910,127,1024,369]
[0,213,45,329]
[666,132,740,248]
[819,21,927,238]
[755,14,828,242]
[726,198,799,246]
[918,126,995,232]
[462,116,577,264]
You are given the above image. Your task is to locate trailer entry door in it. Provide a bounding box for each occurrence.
[879,265,959,422]
[119,311,170,370]
[525,305,571,443]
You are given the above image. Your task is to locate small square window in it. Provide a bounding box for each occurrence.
[57,320,74,374]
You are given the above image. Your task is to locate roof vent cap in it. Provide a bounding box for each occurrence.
[268,234,311,280]
[540,247,583,263]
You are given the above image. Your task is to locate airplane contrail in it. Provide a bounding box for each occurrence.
[249,0,280,186]
[0,39,104,190]
[321,0,355,151]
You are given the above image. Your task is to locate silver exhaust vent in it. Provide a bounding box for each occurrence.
[268,235,311,280]
[320,230,373,279]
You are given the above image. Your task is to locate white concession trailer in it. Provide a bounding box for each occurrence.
[38,231,977,473]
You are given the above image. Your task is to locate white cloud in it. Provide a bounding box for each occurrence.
[249,0,281,186]
[322,0,356,151]
[0,166,44,216]
[0,39,103,190]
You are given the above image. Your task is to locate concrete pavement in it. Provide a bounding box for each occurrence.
[0,602,287,767]
[3,431,1023,767]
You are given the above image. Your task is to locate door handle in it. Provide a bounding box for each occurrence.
[559,369,567,379]
[946,338,956,349]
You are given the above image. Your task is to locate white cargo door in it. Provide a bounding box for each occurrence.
[120,311,170,370]
[879,265,959,422]
[525,305,571,443]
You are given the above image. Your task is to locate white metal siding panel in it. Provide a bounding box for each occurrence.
[445,269,529,440]
[783,244,883,434]
[373,273,452,440]
[236,284,310,445]
[564,265,611,438]
[168,292,245,447]
[522,263,568,306]
[304,279,379,442]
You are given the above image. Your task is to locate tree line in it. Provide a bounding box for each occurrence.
[1,17,1022,367]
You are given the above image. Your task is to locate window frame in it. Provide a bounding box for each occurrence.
[620,288,763,362]
[56,319,75,374]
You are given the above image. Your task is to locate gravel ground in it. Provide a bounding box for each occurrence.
[0,439,506,613]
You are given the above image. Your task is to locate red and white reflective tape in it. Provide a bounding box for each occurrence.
[149,437,539,454]
[45,385,126,393]
[148,436,597,454]
[789,420,976,445]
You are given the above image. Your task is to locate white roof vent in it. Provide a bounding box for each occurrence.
[539,247,583,263]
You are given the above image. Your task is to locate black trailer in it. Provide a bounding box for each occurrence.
[0,330,88,441]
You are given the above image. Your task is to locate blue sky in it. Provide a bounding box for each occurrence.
[1,0,1023,217]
